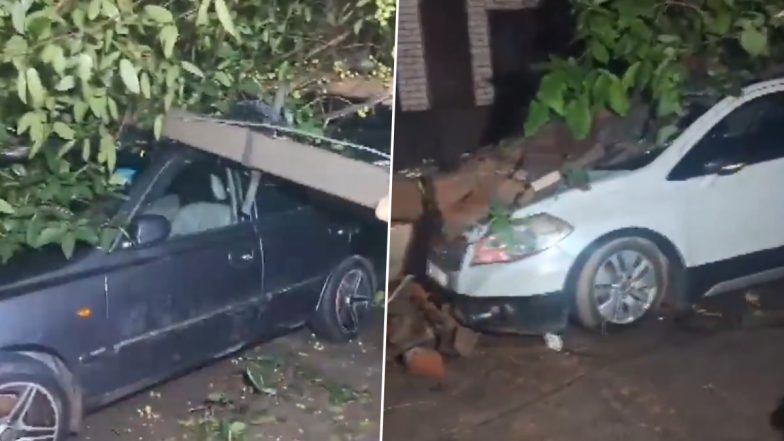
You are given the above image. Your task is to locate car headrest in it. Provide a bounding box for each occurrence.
[210,174,227,201]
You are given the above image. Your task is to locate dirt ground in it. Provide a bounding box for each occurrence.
[383,293,784,441]
[79,312,384,441]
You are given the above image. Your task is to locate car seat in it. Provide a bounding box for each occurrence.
[170,173,233,236]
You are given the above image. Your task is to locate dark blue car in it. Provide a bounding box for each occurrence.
[0,142,379,441]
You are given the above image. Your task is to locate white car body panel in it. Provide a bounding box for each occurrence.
[430,79,784,300]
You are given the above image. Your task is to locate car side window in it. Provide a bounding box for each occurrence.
[238,171,307,217]
[669,92,784,180]
[142,158,237,237]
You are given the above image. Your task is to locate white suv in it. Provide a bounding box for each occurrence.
[427,79,784,333]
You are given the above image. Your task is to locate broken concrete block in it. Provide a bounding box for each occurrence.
[451,325,480,357]
[391,176,424,222]
[403,347,446,380]
[388,223,414,280]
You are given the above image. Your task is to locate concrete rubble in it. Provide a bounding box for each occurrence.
[387,109,649,378]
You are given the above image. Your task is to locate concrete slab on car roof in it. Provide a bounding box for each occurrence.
[162,110,389,210]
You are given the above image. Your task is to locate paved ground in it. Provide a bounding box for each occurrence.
[383,293,784,441]
[79,313,384,441]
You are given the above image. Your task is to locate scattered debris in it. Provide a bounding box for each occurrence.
[387,277,480,378]
[543,333,564,352]
[402,347,446,380]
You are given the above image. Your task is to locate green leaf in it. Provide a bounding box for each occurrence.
[77,53,93,80]
[119,59,140,94]
[16,69,27,104]
[41,44,67,74]
[591,73,611,108]
[101,0,119,17]
[144,5,174,23]
[61,232,76,259]
[55,76,75,91]
[590,41,609,64]
[214,0,238,39]
[25,68,45,107]
[82,139,91,161]
[740,27,767,57]
[108,97,119,120]
[0,199,15,215]
[564,97,592,140]
[154,114,164,140]
[74,101,89,122]
[524,100,550,137]
[37,225,66,247]
[607,75,630,116]
[537,72,566,116]
[88,0,102,20]
[140,72,151,98]
[196,0,212,25]
[12,1,27,34]
[57,140,77,157]
[159,25,178,58]
[657,89,682,117]
[214,71,232,87]
[181,61,205,78]
[17,111,40,135]
[52,122,75,140]
[100,134,116,171]
[621,62,641,90]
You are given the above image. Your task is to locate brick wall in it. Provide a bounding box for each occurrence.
[397,0,430,112]
[397,0,541,110]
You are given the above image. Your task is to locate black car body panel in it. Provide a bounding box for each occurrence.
[0,143,362,412]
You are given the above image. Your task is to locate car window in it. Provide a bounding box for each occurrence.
[141,157,237,237]
[238,171,308,217]
[668,92,784,180]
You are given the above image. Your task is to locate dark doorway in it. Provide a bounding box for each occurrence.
[420,0,474,108]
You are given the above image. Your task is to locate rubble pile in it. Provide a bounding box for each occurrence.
[386,108,650,378]
[386,277,479,380]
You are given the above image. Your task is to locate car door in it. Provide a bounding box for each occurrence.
[244,173,350,327]
[101,150,263,392]
[668,91,784,291]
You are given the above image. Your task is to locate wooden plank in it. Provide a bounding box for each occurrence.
[162,110,389,209]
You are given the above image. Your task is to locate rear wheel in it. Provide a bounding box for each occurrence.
[572,237,669,330]
[309,257,376,342]
[0,355,70,441]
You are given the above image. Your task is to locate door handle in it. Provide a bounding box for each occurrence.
[229,251,255,265]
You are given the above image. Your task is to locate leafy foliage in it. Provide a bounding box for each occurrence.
[525,0,784,142]
[0,0,394,262]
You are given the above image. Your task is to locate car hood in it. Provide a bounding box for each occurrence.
[513,169,633,219]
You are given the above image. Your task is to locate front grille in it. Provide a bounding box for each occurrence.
[429,237,469,271]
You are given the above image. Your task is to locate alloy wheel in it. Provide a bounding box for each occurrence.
[0,382,59,441]
[592,249,658,324]
[334,268,372,333]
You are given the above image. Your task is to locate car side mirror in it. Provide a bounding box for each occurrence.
[128,214,170,246]
[704,157,745,176]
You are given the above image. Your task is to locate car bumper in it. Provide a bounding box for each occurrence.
[427,243,577,334]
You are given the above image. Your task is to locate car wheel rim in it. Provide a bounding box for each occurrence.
[335,268,372,333]
[592,250,658,325]
[0,382,59,441]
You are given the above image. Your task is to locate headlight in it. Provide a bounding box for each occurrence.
[470,213,573,265]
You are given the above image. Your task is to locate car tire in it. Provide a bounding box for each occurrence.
[572,237,669,330]
[0,353,71,441]
[309,256,376,343]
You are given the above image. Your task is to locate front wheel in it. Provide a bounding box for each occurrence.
[572,237,670,330]
[309,257,376,342]
[0,354,70,441]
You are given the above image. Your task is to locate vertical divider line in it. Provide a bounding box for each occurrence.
[379,1,402,438]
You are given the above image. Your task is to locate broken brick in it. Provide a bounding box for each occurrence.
[403,347,446,380]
